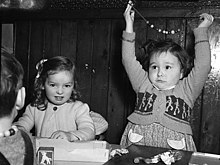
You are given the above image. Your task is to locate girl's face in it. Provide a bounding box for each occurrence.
[148,51,183,90]
[44,70,74,105]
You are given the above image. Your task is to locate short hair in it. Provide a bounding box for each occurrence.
[0,50,24,117]
[141,39,193,78]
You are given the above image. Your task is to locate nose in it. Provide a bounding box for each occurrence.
[157,68,164,77]
[56,86,63,94]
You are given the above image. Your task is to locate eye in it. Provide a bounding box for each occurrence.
[49,83,55,87]
[64,84,72,88]
[150,65,157,70]
[165,66,171,70]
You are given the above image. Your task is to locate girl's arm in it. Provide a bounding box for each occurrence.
[50,103,95,142]
[70,103,95,141]
[122,1,149,92]
[181,14,213,104]
[14,104,35,133]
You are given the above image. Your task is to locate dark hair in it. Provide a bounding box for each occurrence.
[0,50,24,117]
[140,39,193,78]
[31,56,80,110]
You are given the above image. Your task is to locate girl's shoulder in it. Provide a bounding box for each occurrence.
[66,101,89,109]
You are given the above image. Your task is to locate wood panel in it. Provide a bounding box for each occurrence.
[60,21,77,62]
[76,20,93,105]
[44,20,61,58]
[14,21,30,91]
[14,21,30,118]
[200,55,220,153]
[90,20,111,118]
[106,19,135,144]
[166,18,186,45]
[2,8,219,153]
[28,21,45,103]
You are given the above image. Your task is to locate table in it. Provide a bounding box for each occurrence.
[52,144,220,165]
[104,145,193,165]
[54,144,192,165]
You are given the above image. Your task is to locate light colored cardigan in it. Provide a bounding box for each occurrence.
[15,101,95,141]
[122,27,211,135]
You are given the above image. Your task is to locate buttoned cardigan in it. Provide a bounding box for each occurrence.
[15,101,95,141]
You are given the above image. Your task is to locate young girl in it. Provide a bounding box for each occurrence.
[120,1,214,151]
[15,56,95,142]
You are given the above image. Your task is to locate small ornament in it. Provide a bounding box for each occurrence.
[0,125,18,138]
[130,4,180,35]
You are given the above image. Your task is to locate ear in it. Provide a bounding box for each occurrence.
[180,70,184,79]
[15,87,26,110]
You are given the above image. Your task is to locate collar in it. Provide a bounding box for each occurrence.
[152,84,176,91]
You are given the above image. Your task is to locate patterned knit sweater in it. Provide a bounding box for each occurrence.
[122,27,211,135]
[0,130,36,165]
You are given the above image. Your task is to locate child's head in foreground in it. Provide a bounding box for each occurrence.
[142,39,192,90]
[32,56,80,110]
[1,50,24,118]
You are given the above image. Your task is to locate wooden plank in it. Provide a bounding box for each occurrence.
[76,20,93,105]
[200,68,220,154]
[25,20,46,135]
[44,20,61,58]
[106,19,133,144]
[185,18,203,150]
[14,21,30,119]
[60,20,77,62]
[90,20,111,118]
[166,18,186,45]
[14,21,30,87]
[0,8,196,20]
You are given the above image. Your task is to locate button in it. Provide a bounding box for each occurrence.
[53,107,57,111]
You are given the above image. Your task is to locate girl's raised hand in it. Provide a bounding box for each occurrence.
[124,0,135,33]
[198,13,214,28]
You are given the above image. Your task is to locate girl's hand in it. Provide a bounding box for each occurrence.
[198,13,214,28]
[123,0,135,33]
[50,130,73,141]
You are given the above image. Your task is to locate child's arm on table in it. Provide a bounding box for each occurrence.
[50,103,95,142]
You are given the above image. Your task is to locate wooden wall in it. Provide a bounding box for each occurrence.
[1,6,220,154]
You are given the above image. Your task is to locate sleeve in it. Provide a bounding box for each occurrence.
[90,111,108,135]
[122,31,149,92]
[69,103,95,141]
[14,104,35,133]
[181,27,211,104]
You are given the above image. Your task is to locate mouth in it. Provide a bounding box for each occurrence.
[54,96,64,101]
[156,80,166,83]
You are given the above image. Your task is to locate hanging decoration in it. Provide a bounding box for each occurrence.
[129,2,181,35]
